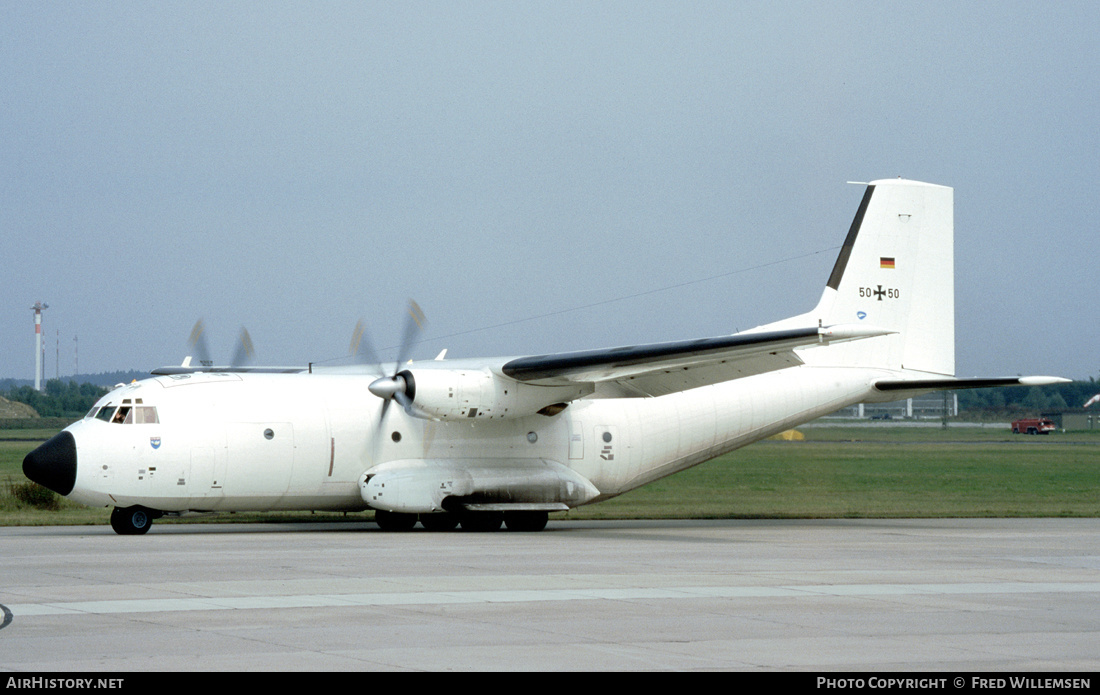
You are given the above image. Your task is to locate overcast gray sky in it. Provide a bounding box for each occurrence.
[2,2,1097,382]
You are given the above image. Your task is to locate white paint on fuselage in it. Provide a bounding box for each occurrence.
[65,363,898,514]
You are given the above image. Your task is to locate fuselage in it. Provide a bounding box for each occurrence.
[47,363,892,514]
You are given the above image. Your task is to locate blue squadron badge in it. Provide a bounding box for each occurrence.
[150,437,161,450]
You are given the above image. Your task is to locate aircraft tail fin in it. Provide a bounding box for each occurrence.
[753,179,955,375]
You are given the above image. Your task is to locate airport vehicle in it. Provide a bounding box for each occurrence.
[23,179,1066,534]
[1011,418,1056,435]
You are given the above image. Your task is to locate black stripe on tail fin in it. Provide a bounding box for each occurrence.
[826,185,875,290]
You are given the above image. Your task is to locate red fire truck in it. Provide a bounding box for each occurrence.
[1011,418,1056,435]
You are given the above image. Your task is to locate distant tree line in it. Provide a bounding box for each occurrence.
[0,370,148,392]
[2,380,109,419]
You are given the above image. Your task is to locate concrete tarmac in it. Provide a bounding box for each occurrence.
[2,518,1098,671]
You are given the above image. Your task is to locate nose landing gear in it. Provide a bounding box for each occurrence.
[110,506,159,535]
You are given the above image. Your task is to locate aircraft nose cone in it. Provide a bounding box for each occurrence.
[23,431,77,496]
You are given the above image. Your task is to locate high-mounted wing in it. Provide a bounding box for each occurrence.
[502,323,891,397]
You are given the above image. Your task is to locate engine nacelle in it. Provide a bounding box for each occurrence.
[359,458,601,514]
[400,368,592,420]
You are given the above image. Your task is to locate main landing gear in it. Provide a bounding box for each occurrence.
[374,510,549,532]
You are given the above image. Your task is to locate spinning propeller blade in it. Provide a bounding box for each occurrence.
[187,320,255,369]
[352,300,431,438]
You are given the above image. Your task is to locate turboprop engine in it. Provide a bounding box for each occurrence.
[354,301,592,421]
[359,458,602,514]
[369,367,593,421]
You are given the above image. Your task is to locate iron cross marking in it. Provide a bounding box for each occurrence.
[873,285,886,301]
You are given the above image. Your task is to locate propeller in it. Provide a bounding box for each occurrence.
[350,299,429,421]
[188,320,255,369]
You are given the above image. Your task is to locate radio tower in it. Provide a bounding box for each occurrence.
[31,301,48,391]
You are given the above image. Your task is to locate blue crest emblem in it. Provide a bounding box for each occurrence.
[150,437,161,450]
[856,311,867,320]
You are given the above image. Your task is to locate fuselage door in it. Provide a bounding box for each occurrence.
[190,447,223,496]
[225,422,295,497]
[569,421,584,460]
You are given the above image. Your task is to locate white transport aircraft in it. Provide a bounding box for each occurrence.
[25,179,1066,534]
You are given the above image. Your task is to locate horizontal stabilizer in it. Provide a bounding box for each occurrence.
[874,376,1071,392]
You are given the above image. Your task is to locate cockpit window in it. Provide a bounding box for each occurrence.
[92,404,159,424]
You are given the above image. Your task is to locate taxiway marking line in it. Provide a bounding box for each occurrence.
[7,581,1100,618]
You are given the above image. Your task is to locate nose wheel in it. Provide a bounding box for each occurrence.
[110,506,155,535]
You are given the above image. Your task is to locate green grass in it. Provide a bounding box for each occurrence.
[3,424,1099,526]
[569,439,1100,519]
[0,428,68,440]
